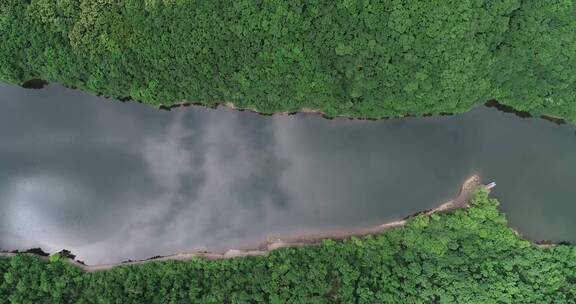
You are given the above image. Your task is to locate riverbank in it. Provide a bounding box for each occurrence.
[19,80,574,126]
[3,186,575,302]
[2,175,480,271]
[3,0,575,125]
[173,100,569,127]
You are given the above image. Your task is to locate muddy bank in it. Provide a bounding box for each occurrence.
[1,175,482,272]
[163,101,458,122]
[17,80,570,125]
[162,100,568,126]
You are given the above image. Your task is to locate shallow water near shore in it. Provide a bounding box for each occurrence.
[1,84,575,264]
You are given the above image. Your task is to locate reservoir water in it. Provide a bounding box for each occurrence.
[1,84,575,264]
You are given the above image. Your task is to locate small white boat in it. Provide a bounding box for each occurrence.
[486,182,496,190]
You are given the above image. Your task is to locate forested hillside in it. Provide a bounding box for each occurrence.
[0,0,574,120]
[1,189,575,303]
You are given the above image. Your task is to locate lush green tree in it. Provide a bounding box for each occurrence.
[492,0,576,122]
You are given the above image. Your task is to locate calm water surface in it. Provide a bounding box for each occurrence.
[1,84,575,264]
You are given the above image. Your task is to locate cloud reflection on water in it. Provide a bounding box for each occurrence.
[1,84,576,264]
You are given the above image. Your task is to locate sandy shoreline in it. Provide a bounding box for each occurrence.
[220,102,326,117]
[1,175,482,272]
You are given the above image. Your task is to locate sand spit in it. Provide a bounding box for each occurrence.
[1,175,481,272]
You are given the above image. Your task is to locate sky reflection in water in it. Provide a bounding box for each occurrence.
[0,84,575,264]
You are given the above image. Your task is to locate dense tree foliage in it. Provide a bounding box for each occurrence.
[0,0,574,120]
[492,0,576,121]
[1,189,575,303]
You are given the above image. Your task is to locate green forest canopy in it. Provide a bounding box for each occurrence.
[1,189,575,303]
[0,0,575,121]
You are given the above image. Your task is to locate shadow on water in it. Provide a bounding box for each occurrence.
[484,99,566,125]
[21,79,49,89]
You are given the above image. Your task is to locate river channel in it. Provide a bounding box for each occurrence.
[1,84,575,264]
